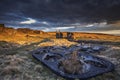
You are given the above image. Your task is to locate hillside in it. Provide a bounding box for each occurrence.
[0,25,120,80]
[0,25,120,45]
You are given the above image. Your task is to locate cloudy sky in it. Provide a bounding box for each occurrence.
[0,0,120,35]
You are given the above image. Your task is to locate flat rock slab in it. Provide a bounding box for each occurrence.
[32,47,114,80]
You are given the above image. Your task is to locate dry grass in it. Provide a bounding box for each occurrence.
[38,39,77,47]
[0,27,120,45]
[1,66,21,75]
[60,51,83,74]
[0,27,120,80]
[0,33,43,45]
[0,55,24,76]
[75,33,120,42]
[5,55,24,65]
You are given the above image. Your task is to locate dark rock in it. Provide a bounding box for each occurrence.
[32,46,114,80]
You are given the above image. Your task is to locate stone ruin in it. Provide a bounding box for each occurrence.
[67,32,74,40]
[0,24,5,32]
[0,24,5,27]
[56,30,63,39]
[56,30,74,40]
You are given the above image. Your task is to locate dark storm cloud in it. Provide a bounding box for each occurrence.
[0,0,120,23]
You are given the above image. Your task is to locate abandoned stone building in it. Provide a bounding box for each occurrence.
[56,30,63,39]
[56,30,74,40]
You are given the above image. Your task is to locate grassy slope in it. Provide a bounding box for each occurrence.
[0,39,120,80]
[0,31,120,45]
[0,27,120,80]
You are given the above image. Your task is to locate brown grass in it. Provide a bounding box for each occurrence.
[60,51,83,74]
[1,66,21,75]
[0,26,120,45]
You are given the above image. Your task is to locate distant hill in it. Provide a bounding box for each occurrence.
[0,24,120,44]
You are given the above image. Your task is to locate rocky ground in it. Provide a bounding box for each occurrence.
[0,39,120,80]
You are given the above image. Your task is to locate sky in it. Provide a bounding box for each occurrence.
[0,0,120,35]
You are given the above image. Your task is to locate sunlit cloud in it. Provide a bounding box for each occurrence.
[86,24,94,27]
[72,23,81,26]
[42,21,49,25]
[54,26,75,30]
[43,28,50,32]
[85,21,107,28]
[88,30,120,35]
[43,26,75,32]
[20,18,36,24]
